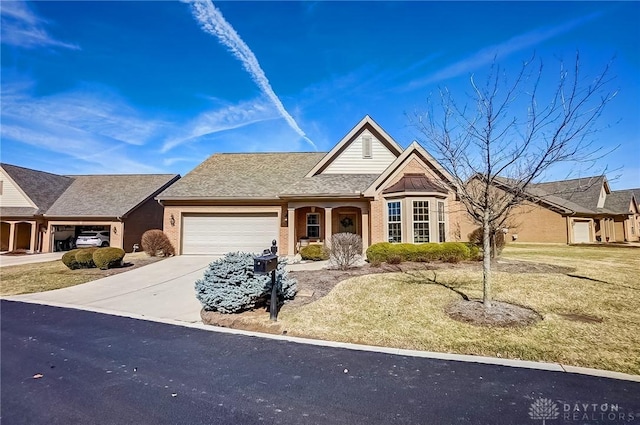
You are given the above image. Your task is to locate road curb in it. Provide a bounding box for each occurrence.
[3,298,639,383]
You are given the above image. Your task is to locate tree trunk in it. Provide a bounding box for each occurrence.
[482,216,492,308]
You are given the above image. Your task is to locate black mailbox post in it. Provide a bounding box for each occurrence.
[253,240,279,321]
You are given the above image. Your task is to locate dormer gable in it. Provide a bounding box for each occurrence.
[364,141,457,197]
[597,178,611,209]
[306,116,403,176]
[0,166,37,208]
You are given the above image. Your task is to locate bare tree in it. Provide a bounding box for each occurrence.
[411,53,617,308]
[328,233,363,270]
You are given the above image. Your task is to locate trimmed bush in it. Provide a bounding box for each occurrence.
[195,252,297,314]
[93,247,125,270]
[466,243,481,261]
[387,254,403,265]
[141,229,175,257]
[75,248,98,268]
[365,242,392,266]
[61,249,81,270]
[299,244,329,261]
[366,242,474,264]
[439,242,471,263]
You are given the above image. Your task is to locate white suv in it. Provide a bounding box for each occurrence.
[75,231,110,248]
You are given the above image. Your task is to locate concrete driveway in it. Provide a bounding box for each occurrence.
[5,255,217,323]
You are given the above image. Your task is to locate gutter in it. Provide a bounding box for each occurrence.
[156,196,282,201]
[278,193,366,199]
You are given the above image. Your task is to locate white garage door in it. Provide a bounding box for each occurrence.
[573,221,590,243]
[182,213,279,255]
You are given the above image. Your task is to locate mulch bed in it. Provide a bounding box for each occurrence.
[445,300,542,327]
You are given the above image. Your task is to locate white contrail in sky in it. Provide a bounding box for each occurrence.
[188,0,317,150]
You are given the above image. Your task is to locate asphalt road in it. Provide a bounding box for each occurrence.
[1,300,638,425]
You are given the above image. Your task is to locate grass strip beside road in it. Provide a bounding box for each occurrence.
[279,244,640,375]
[0,252,162,296]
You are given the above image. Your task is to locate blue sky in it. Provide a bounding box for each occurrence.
[1,1,638,189]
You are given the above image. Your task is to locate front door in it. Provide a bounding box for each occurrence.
[338,213,357,234]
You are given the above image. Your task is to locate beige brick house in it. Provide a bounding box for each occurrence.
[455,176,640,244]
[0,163,179,253]
[157,116,464,256]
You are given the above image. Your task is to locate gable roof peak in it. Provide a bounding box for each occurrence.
[305,116,404,177]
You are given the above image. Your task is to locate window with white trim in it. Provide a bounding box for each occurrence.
[413,200,430,243]
[387,201,402,242]
[362,135,372,159]
[438,201,446,242]
[306,213,320,238]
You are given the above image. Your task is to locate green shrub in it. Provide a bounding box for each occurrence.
[93,247,125,270]
[387,254,403,265]
[299,244,329,261]
[195,252,297,314]
[61,249,81,270]
[439,242,471,263]
[466,243,481,261]
[366,242,393,265]
[366,242,473,264]
[75,248,98,268]
[141,229,175,257]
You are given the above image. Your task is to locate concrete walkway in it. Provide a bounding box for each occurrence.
[0,252,65,268]
[5,255,217,323]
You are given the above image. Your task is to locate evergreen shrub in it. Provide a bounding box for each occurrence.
[61,249,81,270]
[366,242,473,264]
[75,248,98,268]
[195,252,297,314]
[299,244,329,261]
[93,247,125,270]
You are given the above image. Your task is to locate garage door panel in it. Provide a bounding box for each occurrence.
[573,221,590,243]
[182,214,279,255]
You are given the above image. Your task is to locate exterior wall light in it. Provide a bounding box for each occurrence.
[170,214,176,227]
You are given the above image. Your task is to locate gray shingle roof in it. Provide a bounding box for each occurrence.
[605,189,637,214]
[46,174,179,217]
[280,174,379,197]
[491,175,607,214]
[533,176,606,212]
[1,163,73,213]
[0,206,39,217]
[157,153,326,199]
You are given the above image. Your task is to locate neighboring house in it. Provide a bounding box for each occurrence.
[157,116,463,256]
[0,163,180,253]
[458,175,640,244]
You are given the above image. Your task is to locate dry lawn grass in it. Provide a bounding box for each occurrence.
[0,252,163,296]
[278,244,640,375]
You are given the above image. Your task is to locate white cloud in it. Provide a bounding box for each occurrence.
[406,12,601,90]
[0,1,80,50]
[160,97,279,153]
[0,83,163,173]
[187,0,317,150]
[1,85,162,146]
